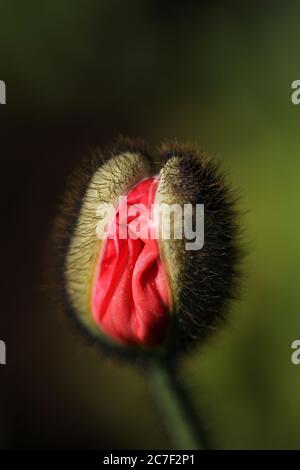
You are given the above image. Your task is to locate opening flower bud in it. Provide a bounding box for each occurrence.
[54,138,241,357]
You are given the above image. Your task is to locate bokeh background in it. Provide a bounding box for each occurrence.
[0,0,300,449]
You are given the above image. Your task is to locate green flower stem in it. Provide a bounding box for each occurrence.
[148,357,211,450]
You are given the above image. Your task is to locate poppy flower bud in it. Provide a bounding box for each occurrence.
[55,138,241,357]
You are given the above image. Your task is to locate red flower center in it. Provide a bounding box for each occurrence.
[91,177,170,346]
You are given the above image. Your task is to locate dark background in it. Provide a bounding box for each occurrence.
[1,0,300,449]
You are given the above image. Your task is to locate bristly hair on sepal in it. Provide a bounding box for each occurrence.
[49,136,169,365]
[158,140,245,353]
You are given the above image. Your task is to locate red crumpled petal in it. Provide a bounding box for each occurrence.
[91,177,170,346]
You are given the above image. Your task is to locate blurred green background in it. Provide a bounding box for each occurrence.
[0,0,300,449]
